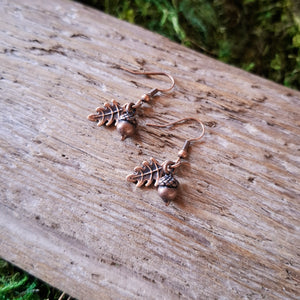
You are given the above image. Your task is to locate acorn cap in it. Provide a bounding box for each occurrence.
[158,174,179,188]
[118,111,137,126]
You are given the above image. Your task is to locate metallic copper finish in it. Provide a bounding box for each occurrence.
[87,99,123,127]
[120,67,175,93]
[157,186,177,205]
[178,140,190,158]
[146,118,205,143]
[126,158,164,187]
[127,158,179,205]
[162,160,175,174]
[117,109,137,140]
[127,117,205,204]
[140,94,150,102]
[124,102,135,113]
[87,66,175,140]
[120,66,175,109]
[147,118,205,168]
[178,149,187,158]
[157,174,179,205]
[117,120,136,141]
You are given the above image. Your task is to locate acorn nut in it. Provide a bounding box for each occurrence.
[157,174,179,205]
[117,111,137,140]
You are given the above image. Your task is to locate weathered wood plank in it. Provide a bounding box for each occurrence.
[0,0,299,299]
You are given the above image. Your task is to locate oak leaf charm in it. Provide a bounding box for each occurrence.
[127,158,164,187]
[88,99,124,127]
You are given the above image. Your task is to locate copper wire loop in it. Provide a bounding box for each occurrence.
[124,102,135,112]
[132,99,142,109]
[162,160,177,174]
[171,159,182,169]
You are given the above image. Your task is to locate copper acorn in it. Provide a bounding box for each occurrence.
[116,111,137,140]
[157,174,179,205]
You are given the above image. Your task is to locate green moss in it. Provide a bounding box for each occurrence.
[0,259,73,300]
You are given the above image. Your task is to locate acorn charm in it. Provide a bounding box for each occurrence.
[126,118,205,207]
[127,158,179,205]
[87,67,176,141]
[157,173,179,205]
[116,110,137,140]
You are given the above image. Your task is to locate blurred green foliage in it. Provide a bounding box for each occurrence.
[0,259,71,300]
[78,0,300,89]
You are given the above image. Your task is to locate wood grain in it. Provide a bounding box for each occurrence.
[0,0,299,299]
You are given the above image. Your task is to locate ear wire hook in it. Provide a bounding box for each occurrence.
[146,117,205,141]
[146,117,205,167]
[120,66,175,108]
[120,66,175,93]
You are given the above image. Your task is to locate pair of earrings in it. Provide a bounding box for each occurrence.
[88,67,205,205]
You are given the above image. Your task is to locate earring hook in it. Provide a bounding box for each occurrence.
[146,118,205,164]
[146,117,205,142]
[120,66,175,94]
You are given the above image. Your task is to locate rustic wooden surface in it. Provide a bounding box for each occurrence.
[0,0,300,299]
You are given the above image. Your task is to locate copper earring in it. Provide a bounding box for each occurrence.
[87,66,175,140]
[127,118,205,205]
